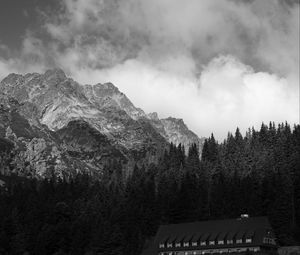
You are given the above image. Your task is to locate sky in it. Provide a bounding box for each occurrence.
[0,0,299,140]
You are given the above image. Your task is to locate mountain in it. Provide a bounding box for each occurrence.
[0,69,204,177]
[160,117,204,153]
[147,113,204,154]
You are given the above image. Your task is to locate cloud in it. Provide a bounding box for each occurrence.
[0,33,48,78]
[0,0,299,140]
[70,55,297,140]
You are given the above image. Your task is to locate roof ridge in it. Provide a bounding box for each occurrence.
[159,216,268,227]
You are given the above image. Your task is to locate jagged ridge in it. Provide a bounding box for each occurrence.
[0,69,204,177]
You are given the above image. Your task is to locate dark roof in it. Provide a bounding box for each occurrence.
[245,230,255,238]
[217,231,227,241]
[183,234,193,242]
[209,231,219,241]
[191,232,202,242]
[167,235,177,243]
[200,232,210,241]
[236,229,246,239]
[175,234,185,243]
[148,216,276,253]
[227,230,236,240]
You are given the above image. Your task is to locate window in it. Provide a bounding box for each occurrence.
[192,242,198,246]
[227,240,233,244]
[209,241,215,245]
[236,239,242,244]
[218,240,224,245]
[175,243,181,248]
[183,242,189,247]
[264,237,276,245]
[167,243,173,248]
[246,238,252,243]
[159,244,165,248]
[201,241,206,246]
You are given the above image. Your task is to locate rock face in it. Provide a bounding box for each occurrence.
[0,69,204,177]
[160,117,205,153]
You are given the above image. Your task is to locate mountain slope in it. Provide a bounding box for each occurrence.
[161,117,204,153]
[0,69,204,177]
[0,97,128,178]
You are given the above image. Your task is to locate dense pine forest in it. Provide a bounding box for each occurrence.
[0,122,300,255]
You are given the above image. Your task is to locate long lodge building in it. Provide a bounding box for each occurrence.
[142,215,278,255]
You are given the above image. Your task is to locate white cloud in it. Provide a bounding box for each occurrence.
[37,0,299,75]
[68,55,298,140]
[0,0,299,140]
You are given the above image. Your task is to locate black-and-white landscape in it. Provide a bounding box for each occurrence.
[0,0,299,255]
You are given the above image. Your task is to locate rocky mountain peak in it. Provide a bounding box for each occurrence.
[102,82,120,92]
[43,68,67,82]
[1,73,24,85]
[161,117,204,153]
[164,117,184,125]
[90,82,121,98]
[82,82,147,120]
[0,69,204,178]
[147,112,159,121]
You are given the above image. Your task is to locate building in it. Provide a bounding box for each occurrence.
[142,215,278,255]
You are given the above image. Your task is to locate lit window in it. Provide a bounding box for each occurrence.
[218,240,224,245]
[167,243,173,248]
[236,239,242,244]
[175,243,181,247]
[227,240,233,244]
[192,242,198,246]
[201,241,206,246]
[159,244,165,248]
[209,241,215,245]
[183,242,189,247]
[246,238,252,243]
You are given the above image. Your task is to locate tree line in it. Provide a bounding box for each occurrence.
[0,122,299,254]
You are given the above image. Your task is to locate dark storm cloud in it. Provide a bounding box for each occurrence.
[0,0,60,49]
[28,0,297,77]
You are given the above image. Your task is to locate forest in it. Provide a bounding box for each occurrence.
[0,122,299,255]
